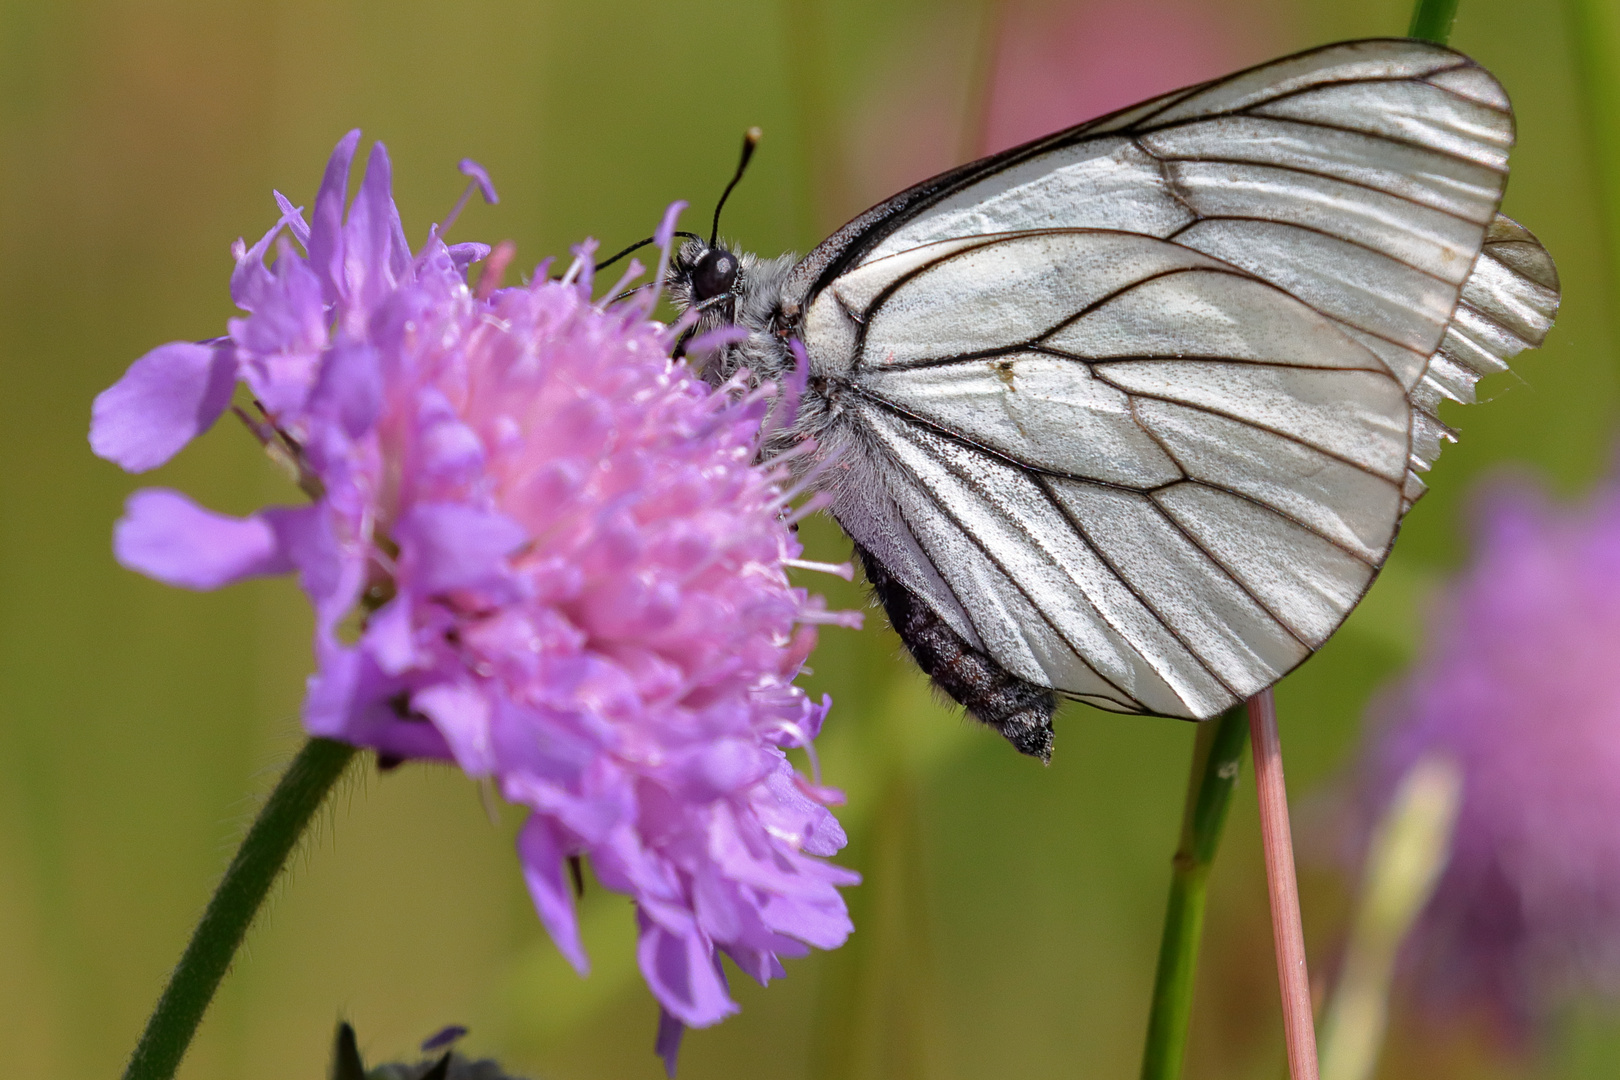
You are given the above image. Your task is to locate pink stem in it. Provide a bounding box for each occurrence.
[1248,688,1319,1080]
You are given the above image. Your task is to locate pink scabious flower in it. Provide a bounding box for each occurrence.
[89,130,859,1060]
[1354,468,1620,1037]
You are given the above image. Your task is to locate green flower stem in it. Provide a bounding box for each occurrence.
[1408,0,1459,43]
[123,737,359,1080]
[1318,757,1462,1080]
[1568,0,1620,282]
[1139,705,1249,1080]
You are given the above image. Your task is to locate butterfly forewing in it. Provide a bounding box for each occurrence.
[795,38,1556,723]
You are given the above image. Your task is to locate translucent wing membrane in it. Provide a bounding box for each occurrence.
[1404,213,1561,507]
[798,39,1560,721]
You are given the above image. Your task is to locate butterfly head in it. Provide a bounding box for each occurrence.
[666,234,803,393]
[606,128,811,448]
[658,127,805,391]
[688,245,740,303]
[666,127,761,332]
[667,236,742,326]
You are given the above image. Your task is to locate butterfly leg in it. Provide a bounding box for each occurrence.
[855,545,1057,762]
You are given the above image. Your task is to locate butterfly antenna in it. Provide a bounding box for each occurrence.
[595,231,703,273]
[710,127,762,248]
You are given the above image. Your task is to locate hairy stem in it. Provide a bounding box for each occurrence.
[1249,690,1319,1080]
[1139,704,1250,1080]
[122,737,358,1080]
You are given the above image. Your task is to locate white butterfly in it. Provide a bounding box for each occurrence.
[665,38,1560,760]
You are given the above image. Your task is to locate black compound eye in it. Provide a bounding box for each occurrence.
[691,248,739,301]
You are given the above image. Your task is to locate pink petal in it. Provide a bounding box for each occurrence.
[307,129,362,307]
[301,642,455,760]
[271,190,311,247]
[90,342,237,472]
[363,596,418,675]
[396,502,527,594]
[414,681,494,775]
[447,242,491,272]
[655,1009,684,1078]
[231,202,313,310]
[265,504,361,633]
[303,639,363,740]
[637,914,737,1027]
[309,341,382,436]
[113,488,292,589]
[518,815,588,973]
[345,141,410,309]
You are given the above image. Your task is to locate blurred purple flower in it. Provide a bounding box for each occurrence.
[1356,470,1620,1036]
[90,130,859,1051]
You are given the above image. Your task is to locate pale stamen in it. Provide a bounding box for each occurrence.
[782,558,855,581]
[439,159,499,238]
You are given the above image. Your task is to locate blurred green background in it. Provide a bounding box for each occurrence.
[1,0,1616,1077]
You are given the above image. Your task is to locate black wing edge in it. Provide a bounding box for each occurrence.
[783,37,1479,310]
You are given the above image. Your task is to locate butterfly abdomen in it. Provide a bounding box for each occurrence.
[857,543,1057,762]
